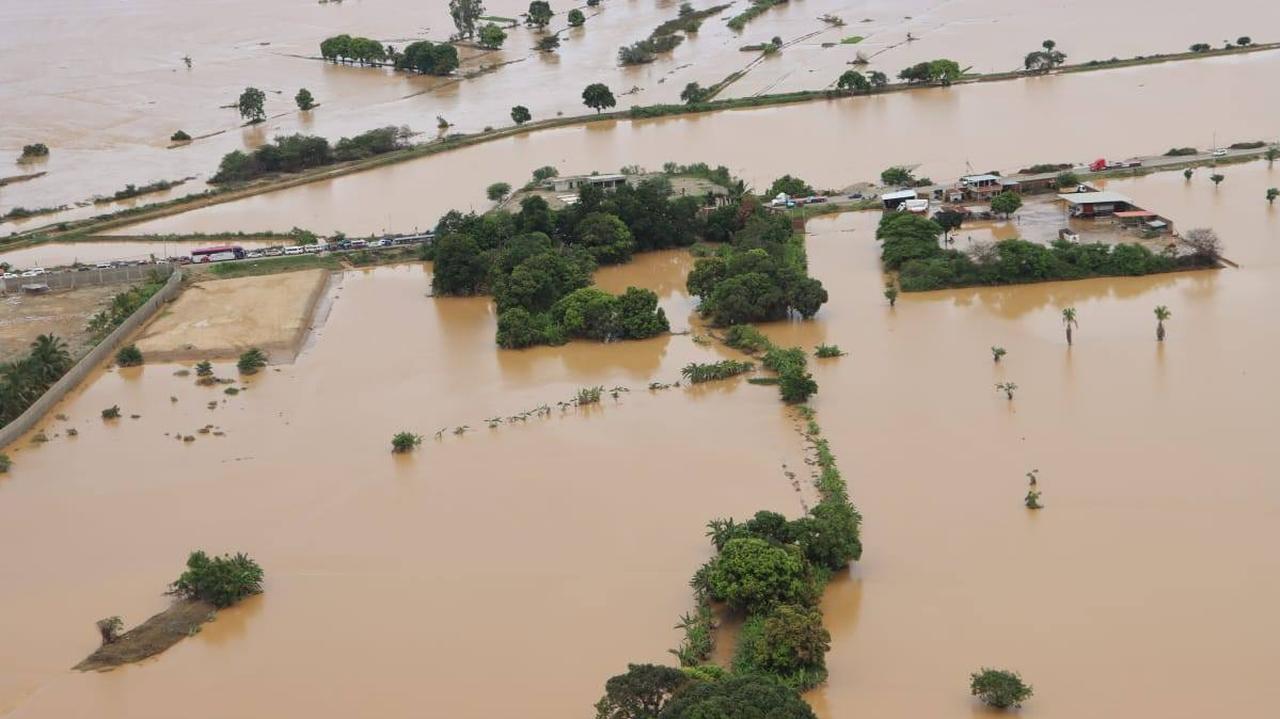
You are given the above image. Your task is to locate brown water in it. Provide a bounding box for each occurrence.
[3,161,1280,717]
[3,0,1277,222]
[104,50,1280,237]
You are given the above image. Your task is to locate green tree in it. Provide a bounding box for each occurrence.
[1055,171,1080,188]
[884,284,898,307]
[536,35,561,52]
[595,663,689,719]
[568,8,586,26]
[449,0,485,39]
[706,537,814,612]
[29,334,71,383]
[1266,146,1278,165]
[659,674,817,719]
[991,346,1006,362]
[511,105,532,125]
[1154,305,1171,342]
[171,130,191,142]
[1061,306,1077,345]
[116,344,143,367]
[478,22,507,48]
[527,0,554,28]
[836,69,870,93]
[766,175,814,198]
[1268,188,1279,205]
[733,604,831,689]
[615,287,669,339]
[880,166,915,186]
[496,307,549,348]
[867,70,888,88]
[1183,168,1194,180]
[680,82,708,104]
[582,83,617,113]
[970,668,1033,709]
[574,212,636,264]
[1210,173,1224,186]
[932,209,964,238]
[397,41,459,75]
[487,182,511,201]
[295,88,315,111]
[531,165,559,181]
[320,34,352,62]
[237,87,266,124]
[778,363,817,403]
[237,348,268,374]
[996,381,1017,400]
[431,233,490,295]
[168,551,264,608]
[990,191,1022,217]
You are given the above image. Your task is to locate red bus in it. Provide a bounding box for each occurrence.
[190,245,246,263]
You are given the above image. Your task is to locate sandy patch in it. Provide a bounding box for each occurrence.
[0,284,121,363]
[134,269,328,362]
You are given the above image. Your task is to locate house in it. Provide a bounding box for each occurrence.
[1056,191,1136,218]
[960,174,1003,198]
[547,173,629,193]
[881,189,918,209]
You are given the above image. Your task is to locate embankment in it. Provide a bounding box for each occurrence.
[73,600,216,672]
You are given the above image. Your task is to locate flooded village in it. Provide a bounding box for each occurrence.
[3,1,1280,718]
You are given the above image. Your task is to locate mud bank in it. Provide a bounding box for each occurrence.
[74,600,216,672]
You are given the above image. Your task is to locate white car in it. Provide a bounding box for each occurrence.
[246,250,265,259]
[283,246,306,255]
[1,272,18,279]
[1211,148,1228,157]
[96,262,113,269]
[20,268,46,277]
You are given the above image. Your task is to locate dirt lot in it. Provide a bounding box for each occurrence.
[134,269,328,362]
[0,284,121,363]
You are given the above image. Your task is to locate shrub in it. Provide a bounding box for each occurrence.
[531,165,559,182]
[778,365,818,403]
[1163,147,1198,156]
[391,431,422,453]
[21,143,50,158]
[576,386,604,404]
[170,130,192,142]
[1054,171,1080,188]
[0,453,10,473]
[733,604,831,689]
[101,405,122,420]
[762,346,806,372]
[813,344,843,358]
[96,616,124,645]
[880,166,915,186]
[195,360,214,377]
[115,344,143,367]
[724,324,773,353]
[969,668,1033,709]
[681,360,754,383]
[168,550,264,608]
[237,348,268,374]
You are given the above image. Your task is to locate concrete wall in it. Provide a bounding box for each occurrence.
[0,268,184,449]
[0,262,174,294]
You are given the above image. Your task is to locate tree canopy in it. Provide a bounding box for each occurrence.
[237,87,266,123]
[526,0,554,27]
[449,0,485,39]
[583,83,617,113]
[396,41,459,75]
[658,674,817,719]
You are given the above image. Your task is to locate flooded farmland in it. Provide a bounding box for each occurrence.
[99,50,1280,238]
[2,158,1279,717]
[4,0,1280,716]
[3,0,1277,221]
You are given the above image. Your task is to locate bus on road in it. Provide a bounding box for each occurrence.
[190,245,246,263]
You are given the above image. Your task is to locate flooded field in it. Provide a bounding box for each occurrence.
[3,0,1277,221]
[100,50,1280,237]
[2,158,1278,716]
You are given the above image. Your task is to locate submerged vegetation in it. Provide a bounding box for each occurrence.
[168,550,264,608]
[877,212,1219,292]
[970,668,1034,709]
[211,126,412,183]
[680,360,754,383]
[391,431,422,453]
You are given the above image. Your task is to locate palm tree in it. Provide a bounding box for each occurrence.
[991,346,1007,363]
[1154,305,1171,342]
[28,334,71,383]
[1061,307,1078,345]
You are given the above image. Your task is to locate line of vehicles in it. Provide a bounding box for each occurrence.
[185,232,434,264]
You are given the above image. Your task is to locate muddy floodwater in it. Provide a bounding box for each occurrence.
[3,0,1277,221]
[104,50,1280,237]
[2,157,1279,717]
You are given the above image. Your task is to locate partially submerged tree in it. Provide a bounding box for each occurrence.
[582,83,617,113]
[884,284,899,307]
[478,22,507,48]
[295,88,315,111]
[593,663,688,719]
[115,344,143,367]
[991,346,1006,362]
[836,69,870,93]
[568,8,586,26]
[1154,305,1171,342]
[1268,188,1279,205]
[168,551,264,608]
[510,105,532,125]
[487,182,511,201]
[1061,307,1078,345]
[970,668,1034,709]
[449,0,485,39]
[1210,173,1225,186]
[990,191,1022,218]
[526,0,554,28]
[996,381,1017,400]
[391,431,422,453]
[237,87,266,124]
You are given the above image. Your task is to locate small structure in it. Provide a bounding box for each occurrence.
[881,189,918,210]
[1056,191,1136,217]
[547,173,628,193]
[998,178,1022,193]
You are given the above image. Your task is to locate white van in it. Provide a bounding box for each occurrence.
[284,246,306,256]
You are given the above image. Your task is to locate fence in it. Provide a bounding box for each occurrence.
[0,263,175,294]
[0,268,185,449]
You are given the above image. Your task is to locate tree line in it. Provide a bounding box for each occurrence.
[211,126,411,183]
[319,35,460,75]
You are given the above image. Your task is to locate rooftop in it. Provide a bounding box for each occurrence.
[962,174,1002,183]
[881,189,919,200]
[1057,191,1134,205]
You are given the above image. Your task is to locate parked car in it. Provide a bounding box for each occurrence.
[349,239,369,249]
[283,246,305,255]
[246,250,265,259]
[21,268,46,277]
[1,272,18,279]
[96,262,113,269]
[264,247,284,257]
[1211,148,1228,157]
